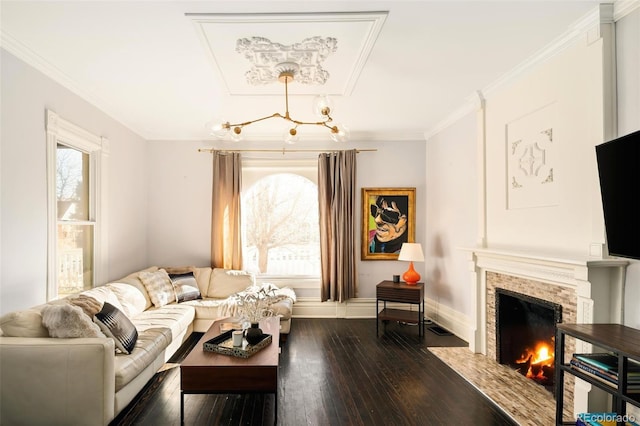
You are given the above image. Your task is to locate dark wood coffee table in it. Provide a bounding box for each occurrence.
[180,316,280,424]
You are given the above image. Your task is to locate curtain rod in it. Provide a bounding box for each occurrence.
[198,148,376,154]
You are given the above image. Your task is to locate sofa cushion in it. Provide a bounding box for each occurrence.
[80,285,127,314]
[207,268,254,299]
[0,309,49,337]
[131,304,195,339]
[169,272,201,303]
[139,269,177,308]
[41,304,105,338]
[106,282,147,318]
[181,298,228,320]
[193,267,212,297]
[94,302,138,354]
[114,327,171,391]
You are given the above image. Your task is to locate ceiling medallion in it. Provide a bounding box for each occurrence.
[236,36,338,85]
[206,36,348,144]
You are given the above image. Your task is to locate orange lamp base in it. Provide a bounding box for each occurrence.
[402,261,421,285]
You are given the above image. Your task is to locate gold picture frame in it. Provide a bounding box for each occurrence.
[361,187,415,260]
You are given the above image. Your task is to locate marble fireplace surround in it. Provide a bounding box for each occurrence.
[431,248,628,424]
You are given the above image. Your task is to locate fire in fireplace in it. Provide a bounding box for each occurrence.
[495,288,562,392]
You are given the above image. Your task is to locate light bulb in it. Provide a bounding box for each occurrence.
[230,126,243,142]
[313,95,334,118]
[205,118,230,138]
[329,123,350,143]
[283,127,299,145]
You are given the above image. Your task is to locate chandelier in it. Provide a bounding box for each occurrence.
[206,62,349,144]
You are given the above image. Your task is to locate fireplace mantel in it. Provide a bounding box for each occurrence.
[463,247,629,355]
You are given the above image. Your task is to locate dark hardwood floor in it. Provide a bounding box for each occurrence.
[111,319,517,426]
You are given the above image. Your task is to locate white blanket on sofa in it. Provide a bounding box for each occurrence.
[218,283,297,318]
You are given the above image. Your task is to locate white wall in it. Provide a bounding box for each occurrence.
[145,140,212,267]
[145,139,427,300]
[424,7,640,334]
[485,32,606,256]
[0,49,149,314]
[425,112,478,319]
[616,8,640,328]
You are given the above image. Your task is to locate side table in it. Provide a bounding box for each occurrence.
[376,280,425,337]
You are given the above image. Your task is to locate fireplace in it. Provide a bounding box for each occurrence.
[464,247,628,420]
[495,288,562,392]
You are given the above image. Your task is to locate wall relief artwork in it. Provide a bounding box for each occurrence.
[506,103,558,209]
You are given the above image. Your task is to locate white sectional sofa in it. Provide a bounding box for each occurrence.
[0,266,295,426]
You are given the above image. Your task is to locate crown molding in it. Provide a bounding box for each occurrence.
[1,29,144,140]
[614,0,640,20]
[425,5,606,140]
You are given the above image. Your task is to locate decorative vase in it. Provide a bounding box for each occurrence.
[245,322,264,345]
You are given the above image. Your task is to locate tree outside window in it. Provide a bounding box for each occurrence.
[242,173,320,276]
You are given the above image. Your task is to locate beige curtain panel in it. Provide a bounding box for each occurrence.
[211,151,243,269]
[317,149,358,302]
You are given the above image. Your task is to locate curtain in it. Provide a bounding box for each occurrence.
[317,149,357,302]
[211,151,243,269]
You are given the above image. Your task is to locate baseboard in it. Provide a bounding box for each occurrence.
[292,296,472,344]
[424,298,471,343]
[292,297,375,318]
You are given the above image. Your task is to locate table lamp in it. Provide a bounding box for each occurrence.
[398,243,424,285]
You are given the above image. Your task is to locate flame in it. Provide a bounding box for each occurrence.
[516,342,554,379]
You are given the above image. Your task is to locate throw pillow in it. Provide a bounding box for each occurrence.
[67,294,103,318]
[41,304,106,338]
[169,272,202,303]
[94,302,138,354]
[139,269,177,308]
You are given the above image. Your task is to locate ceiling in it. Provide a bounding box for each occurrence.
[1,1,605,143]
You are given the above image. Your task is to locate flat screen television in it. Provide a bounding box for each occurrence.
[595,129,640,260]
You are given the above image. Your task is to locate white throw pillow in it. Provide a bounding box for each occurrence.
[139,269,177,308]
[41,304,106,338]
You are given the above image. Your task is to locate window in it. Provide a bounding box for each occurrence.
[56,145,93,294]
[46,110,108,299]
[241,161,320,277]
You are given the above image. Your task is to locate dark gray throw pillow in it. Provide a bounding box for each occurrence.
[94,302,138,354]
[169,272,202,303]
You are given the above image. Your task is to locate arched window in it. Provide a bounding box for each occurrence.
[241,166,320,277]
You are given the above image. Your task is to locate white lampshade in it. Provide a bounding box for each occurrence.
[398,243,424,262]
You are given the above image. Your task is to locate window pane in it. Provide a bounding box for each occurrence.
[57,144,89,221]
[242,173,320,276]
[57,224,93,295]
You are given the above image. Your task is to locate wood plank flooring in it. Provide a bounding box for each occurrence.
[111,319,517,426]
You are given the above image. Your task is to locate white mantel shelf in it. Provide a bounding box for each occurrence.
[465,247,629,287]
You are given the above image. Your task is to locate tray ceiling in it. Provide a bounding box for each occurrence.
[189,12,388,96]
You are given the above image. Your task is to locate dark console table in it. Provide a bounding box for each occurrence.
[554,323,640,425]
[376,280,424,337]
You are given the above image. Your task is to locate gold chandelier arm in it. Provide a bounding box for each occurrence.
[228,113,284,127]
[230,114,334,129]
[212,62,347,141]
